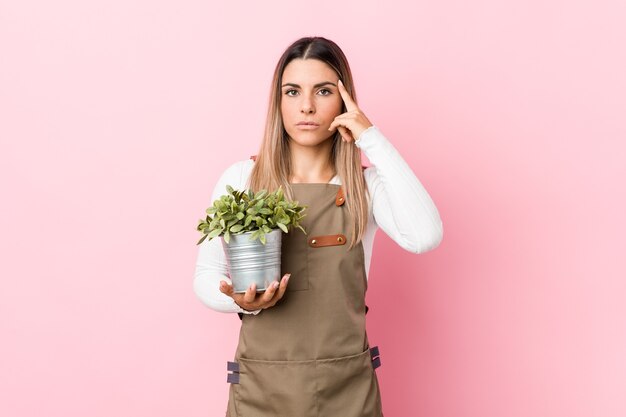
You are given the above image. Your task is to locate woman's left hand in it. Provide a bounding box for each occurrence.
[328,79,373,143]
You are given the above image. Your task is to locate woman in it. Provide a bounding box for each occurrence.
[194,36,443,417]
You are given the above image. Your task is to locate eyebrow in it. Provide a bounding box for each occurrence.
[281,81,337,89]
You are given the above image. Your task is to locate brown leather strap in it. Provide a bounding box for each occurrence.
[335,187,345,206]
[308,234,346,248]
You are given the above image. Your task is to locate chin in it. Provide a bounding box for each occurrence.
[289,134,334,147]
[287,130,334,146]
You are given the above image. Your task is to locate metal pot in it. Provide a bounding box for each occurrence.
[221,229,282,293]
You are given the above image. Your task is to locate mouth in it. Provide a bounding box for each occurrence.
[296,121,320,130]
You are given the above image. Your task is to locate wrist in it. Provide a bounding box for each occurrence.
[355,125,377,145]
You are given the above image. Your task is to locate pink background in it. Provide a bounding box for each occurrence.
[1,1,625,416]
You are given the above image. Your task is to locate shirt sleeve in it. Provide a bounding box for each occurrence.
[193,160,262,315]
[356,126,443,253]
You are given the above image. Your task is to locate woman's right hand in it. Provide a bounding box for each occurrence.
[219,273,291,312]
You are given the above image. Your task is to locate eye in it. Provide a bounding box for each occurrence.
[284,89,298,97]
[318,88,332,96]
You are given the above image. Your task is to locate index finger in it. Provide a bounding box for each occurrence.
[337,79,358,112]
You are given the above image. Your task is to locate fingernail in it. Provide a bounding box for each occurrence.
[285,274,291,282]
[338,79,343,85]
[273,281,279,289]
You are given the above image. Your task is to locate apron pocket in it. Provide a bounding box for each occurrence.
[284,270,309,291]
[234,358,318,417]
[315,348,383,417]
[282,240,309,292]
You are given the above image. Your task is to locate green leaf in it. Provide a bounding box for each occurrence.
[198,183,308,246]
[196,234,208,245]
[207,228,223,239]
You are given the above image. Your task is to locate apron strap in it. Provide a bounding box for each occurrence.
[227,361,240,384]
[335,187,345,206]
[308,234,347,247]
[370,346,381,370]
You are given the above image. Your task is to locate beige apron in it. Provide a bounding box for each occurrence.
[226,183,383,417]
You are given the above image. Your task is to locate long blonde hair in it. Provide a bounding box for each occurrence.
[248,37,368,249]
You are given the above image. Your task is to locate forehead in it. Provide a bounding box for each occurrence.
[282,59,338,83]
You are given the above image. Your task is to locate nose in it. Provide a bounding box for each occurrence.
[301,95,315,114]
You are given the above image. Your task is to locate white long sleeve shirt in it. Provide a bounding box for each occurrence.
[193,126,443,314]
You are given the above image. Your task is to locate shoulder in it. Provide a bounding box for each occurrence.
[220,158,255,179]
[211,159,255,200]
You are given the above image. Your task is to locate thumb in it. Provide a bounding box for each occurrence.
[337,126,353,142]
[219,280,234,296]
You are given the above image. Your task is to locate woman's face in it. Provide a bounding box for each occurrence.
[280,58,343,148]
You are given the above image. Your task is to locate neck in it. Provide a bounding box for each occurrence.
[288,139,335,183]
